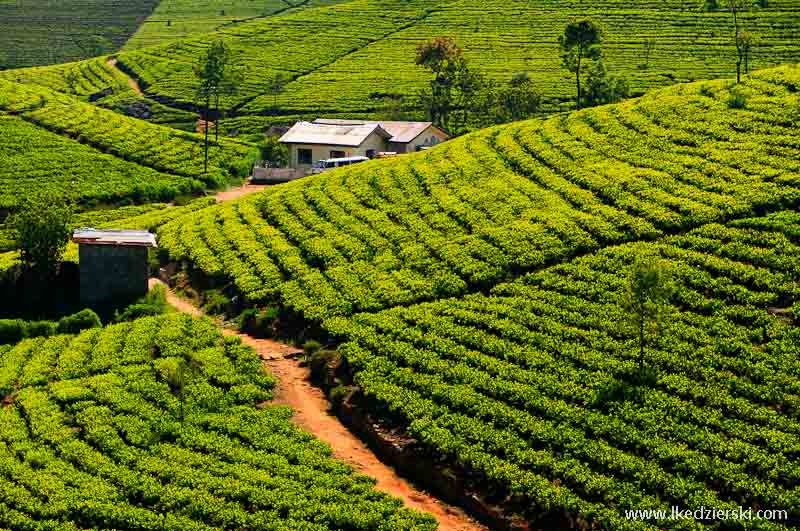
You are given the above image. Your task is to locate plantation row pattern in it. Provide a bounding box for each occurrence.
[0,314,436,530]
[105,0,800,128]
[158,66,800,320]
[0,80,254,211]
[325,210,800,530]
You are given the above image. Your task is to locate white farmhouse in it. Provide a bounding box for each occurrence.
[279,119,450,172]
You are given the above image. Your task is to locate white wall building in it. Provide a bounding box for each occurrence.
[279,119,450,172]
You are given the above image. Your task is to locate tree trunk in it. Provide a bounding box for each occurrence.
[215,93,220,143]
[203,94,210,174]
[576,50,583,111]
[639,315,645,369]
[732,6,742,83]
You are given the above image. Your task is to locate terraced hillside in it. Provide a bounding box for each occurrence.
[104,0,800,132]
[0,0,158,69]
[0,79,254,212]
[154,64,800,529]
[123,0,349,50]
[0,314,436,529]
[158,65,800,319]
[327,211,800,530]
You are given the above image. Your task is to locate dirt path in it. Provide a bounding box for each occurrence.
[215,182,270,203]
[106,58,144,97]
[150,279,486,531]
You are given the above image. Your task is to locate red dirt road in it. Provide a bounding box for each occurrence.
[106,58,144,97]
[151,279,486,531]
[215,182,270,203]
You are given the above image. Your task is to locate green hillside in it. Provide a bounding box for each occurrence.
[123,0,349,50]
[152,66,800,527]
[106,0,800,132]
[0,79,255,212]
[0,314,436,529]
[327,211,800,529]
[0,0,158,69]
[157,65,800,319]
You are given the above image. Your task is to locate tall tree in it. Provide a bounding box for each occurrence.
[415,36,484,135]
[12,190,73,281]
[266,73,288,111]
[623,257,673,369]
[706,0,765,82]
[480,72,541,125]
[195,39,241,171]
[559,19,603,110]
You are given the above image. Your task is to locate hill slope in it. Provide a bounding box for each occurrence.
[158,65,800,319]
[0,314,436,529]
[122,0,349,50]
[0,79,254,212]
[0,0,158,69]
[155,65,800,529]
[107,0,800,131]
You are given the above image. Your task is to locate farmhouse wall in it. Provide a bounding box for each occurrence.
[289,131,388,171]
[79,244,149,305]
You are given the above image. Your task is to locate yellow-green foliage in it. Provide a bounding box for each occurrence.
[123,0,347,50]
[0,314,437,529]
[111,0,800,122]
[157,65,800,319]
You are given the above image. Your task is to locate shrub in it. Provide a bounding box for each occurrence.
[303,340,321,357]
[0,320,25,344]
[727,92,747,109]
[25,321,57,338]
[57,309,101,334]
[116,303,163,322]
[203,290,230,315]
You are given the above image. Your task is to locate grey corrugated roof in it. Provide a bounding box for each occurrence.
[279,121,391,147]
[314,119,438,143]
[73,228,157,248]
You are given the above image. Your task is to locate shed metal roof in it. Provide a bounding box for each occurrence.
[279,121,391,147]
[314,119,439,143]
[73,228,157,248]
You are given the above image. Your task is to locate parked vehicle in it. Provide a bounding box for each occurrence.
[311,156,369,174]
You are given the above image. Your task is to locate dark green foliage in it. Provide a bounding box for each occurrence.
[239,307,279,337]
[258,135,289,167]
[56,309,102,335]
[416,36,486,135]
[303,340,322,357]
[12,189,74,280]
[202,290,231,315]
[727,91,748,108]
[623,257,673,369]
[0,309,101,345]
[0,320,26,345]
[559,18,604,109]
[583,61,630,107]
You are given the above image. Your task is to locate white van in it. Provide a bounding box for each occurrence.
[311,156,369,174]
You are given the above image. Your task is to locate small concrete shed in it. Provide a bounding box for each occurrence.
[73,229,157,306]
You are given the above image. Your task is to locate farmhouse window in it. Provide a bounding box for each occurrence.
[330,150,346,159]
[298,149,313,165]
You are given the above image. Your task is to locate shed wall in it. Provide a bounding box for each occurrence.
[79,244,149,306]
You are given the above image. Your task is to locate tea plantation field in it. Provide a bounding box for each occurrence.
[105,0,800,130]
[0,79,255,212]
[157,65,800,319]
[123,0,349,50]
[152,65,800,527]
[0,313,436,530]
[0,0,158,69]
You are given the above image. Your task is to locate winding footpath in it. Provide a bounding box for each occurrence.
[106,58,144,97]
[150,278,486,531]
